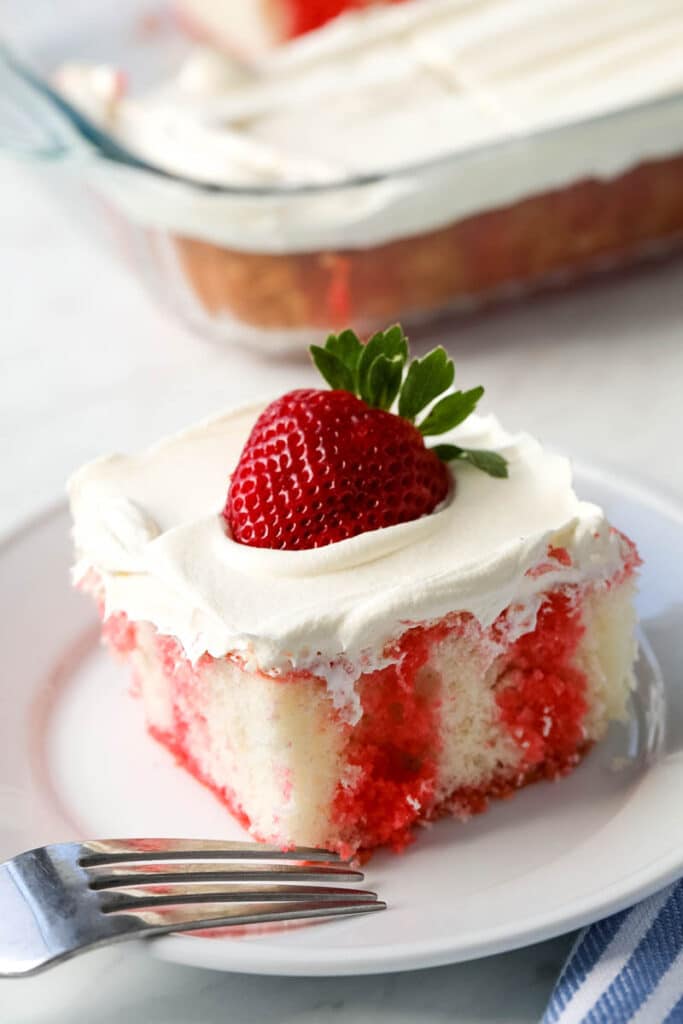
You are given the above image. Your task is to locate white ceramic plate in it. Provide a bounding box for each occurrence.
[2,464,683,977]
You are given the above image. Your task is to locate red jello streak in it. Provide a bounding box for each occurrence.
[331,621,445,856]
[331,590,591,851]
[608,528,643,587]
[323,253,352,324]
[548,545,572,566]
[525,544,572,578]
[148,633,256,835]
[108,622,300,845]
[496,591,588,771]
[439,591,591,822]
[102,610,138,654]
[149,722,255,835]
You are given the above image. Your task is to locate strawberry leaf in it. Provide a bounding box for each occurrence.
[310,325,504,483]
[418,386,484,436]
[367,354,404,411]
[398,347,455,421]
[326,329,363,378]
[431,444,463,462]
[357,325,408,406]
[432,444,509,478]
[464,449,509,477]
[310,346,355,393]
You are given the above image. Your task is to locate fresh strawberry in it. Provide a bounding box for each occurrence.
[224,325,507,551]
[282,0,405,38]
[226,389,449,549]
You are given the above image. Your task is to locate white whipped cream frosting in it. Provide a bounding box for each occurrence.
[69,402,630,718]
[54,0,683,254]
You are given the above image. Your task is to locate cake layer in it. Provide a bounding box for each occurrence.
[171,151,683,330]
[99,571,638,855]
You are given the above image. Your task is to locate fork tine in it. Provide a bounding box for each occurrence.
[86,861,363,888]
[114,897,386,932]
[79,839,341,865]
[100,883,378,912]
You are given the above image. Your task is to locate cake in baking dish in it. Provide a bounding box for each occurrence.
[54,1,683,348]
[69,327,640,855]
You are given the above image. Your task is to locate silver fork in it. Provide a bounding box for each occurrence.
[0,839,385,977]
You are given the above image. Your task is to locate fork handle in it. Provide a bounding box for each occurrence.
[0,894,382,977]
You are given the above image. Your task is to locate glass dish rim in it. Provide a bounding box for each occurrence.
[85,85,683,198]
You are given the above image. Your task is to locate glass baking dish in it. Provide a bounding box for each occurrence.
[3,0,683,354]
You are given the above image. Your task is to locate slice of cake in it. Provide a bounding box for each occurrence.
[69,327,640,856]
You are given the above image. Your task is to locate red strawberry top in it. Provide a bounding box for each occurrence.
[282,0,406,39]
[224,326,507,551]
[227,389,450,549]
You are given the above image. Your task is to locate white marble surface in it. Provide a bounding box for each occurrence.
[2,158,683,1021]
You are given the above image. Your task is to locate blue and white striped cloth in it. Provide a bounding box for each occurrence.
[543,880,683,1024]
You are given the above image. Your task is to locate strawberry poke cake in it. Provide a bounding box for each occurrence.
[54,0,683,350]
[69,327,640,856]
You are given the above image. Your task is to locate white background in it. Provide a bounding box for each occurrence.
[2,158,682,1022]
